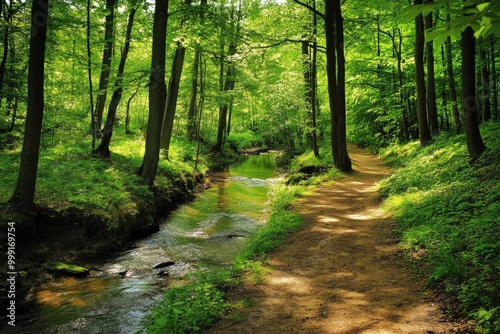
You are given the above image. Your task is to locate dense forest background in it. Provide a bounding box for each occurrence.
[0,0,499,332]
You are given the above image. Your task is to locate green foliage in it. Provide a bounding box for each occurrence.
[237,183,303,261]
[380,123,500,332]
[144,275,229,333]
[226,131,265,151]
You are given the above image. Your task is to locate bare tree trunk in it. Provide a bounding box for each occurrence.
[138,0,169,186]
[94,0,116,130]
[94,7,137,157]
[10,0,48,211]
[461,25,486,159]
[491,37,498,120]
[414,0,432,146]
[425,3,439,135]
[87,0,95,148]
[187,46,200,141]
[445,29,462,133]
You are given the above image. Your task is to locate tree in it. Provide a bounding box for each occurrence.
[461,25,486,159]
[138,0,169,186]
[94,0,116,130]
[10,0,48,210]
[214,1,239,152]
[160,0,191,157]
[324,0,351,171]
[414,0,432,146]
[425,1,439,135]
[444,12,462,133]
[93,2,138,157]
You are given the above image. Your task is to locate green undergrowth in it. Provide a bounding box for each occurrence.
[379,122,500,333]
[0,131,209,230]
[143,159,322,333]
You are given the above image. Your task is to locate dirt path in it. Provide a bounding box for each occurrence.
[207,145,469,334]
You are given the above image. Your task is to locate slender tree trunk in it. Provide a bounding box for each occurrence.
[0,0,12,100]
[491,37,498,120]
[215,2,238,152]
[10,0,48,211]
[425,4,439,135]
[125,84,139,134]
[414,0,432,146]
[445,32,462,133]
[311,0,319,157]
[187,46,200,141]
[160,0,191,156]
[325,0,351,172]
[302,38,313,144]
[397,28,410,141]
[333,0,351,171]
[461,26,486,159]
[479,41,491,121]
[94,0,116,130]
[138,0,169,186]
[441,44,451,130]
[87,0,95,148]
[94,7,137,157]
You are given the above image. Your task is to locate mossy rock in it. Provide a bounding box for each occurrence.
[48,261,90,278]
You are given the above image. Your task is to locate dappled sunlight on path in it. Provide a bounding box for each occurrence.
[207,145,466,334]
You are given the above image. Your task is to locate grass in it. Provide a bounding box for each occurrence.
[142,150,333,333]
[379,122,500,333]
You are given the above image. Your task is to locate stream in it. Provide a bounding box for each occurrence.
[13,153,277,333]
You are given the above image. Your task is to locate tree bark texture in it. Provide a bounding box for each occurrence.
[138,0,168,186]
[461,26,486,159]
[94,7,137,157]
[10,0,48,210]
[94,0,116,130]
[425,6,439,135]
[445,28,462,133]
[414,0,432,146]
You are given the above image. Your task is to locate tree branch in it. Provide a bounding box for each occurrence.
[291,0,325,20]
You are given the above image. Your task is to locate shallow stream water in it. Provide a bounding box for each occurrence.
[13,153,277,333]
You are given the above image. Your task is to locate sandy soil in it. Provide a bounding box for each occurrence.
[207,145,472,334]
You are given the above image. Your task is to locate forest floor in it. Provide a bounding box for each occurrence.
[206,145,474,334]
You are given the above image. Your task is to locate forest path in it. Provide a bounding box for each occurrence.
[207,145,467,334]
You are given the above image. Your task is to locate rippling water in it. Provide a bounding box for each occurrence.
[13,153,277,333]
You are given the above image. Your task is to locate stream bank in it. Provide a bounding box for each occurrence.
[2,152,278,333]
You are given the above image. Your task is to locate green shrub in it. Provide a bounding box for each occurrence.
[226,131,264,151]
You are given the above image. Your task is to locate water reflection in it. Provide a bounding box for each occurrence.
[14,153,277,333]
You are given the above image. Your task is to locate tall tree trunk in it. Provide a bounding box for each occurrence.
[414,0,432,146]
[125,84,139,134]
[311,0,319,157]
[94,0,116,130]
[160,0,191,156]
[333,0,351,171]
[479,41,491,121]
[215,2,238,152]
[138,0,169,186]
[93,7,137,157]
[87,0,95,148]
[491,37,498,120]
[445,26,462,133]
[302,38,313,144]
[10,0,48,211]
[325,0,351,172]
[187,46,200,141]
[397,28,410,141]
[425,4,439,135]
[461,25,486,159]
[0,0,12,100]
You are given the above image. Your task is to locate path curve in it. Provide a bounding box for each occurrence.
[208,145,467,334]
